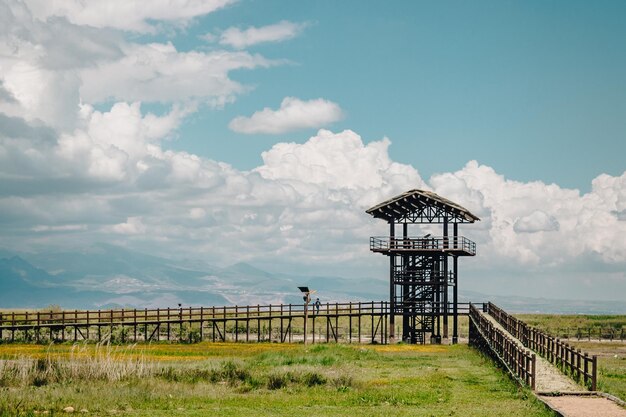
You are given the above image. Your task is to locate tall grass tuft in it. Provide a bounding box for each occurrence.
[0,342,154,387]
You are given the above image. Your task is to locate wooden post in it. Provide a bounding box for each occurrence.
[200,306,204,341]
[36,312,40,343]
[213,306,216,342]
[120,309,126,343]
[179,306,183,341]
[166,308,171,341]
[358,302,362,343]
[223,306,226,342]
[235,305,239,342]
[268,304,272,342]
[288,304,292,342]
[11,311,15,342]
[257,304,260,342]
[335,302,339,342]
[312,308,316,344]
[592,355,597,391]
[371,301,374,343]
[349,302,352,343]
[325,302,330,343]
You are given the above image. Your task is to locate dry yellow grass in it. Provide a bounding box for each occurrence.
[0,341,303,362]
[369,344,448,353]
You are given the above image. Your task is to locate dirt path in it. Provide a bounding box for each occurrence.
[481,311,626,417]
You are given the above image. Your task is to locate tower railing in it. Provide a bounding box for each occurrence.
[369,236,476,255]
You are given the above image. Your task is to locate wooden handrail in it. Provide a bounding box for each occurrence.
[469,304,536,389]
[486,302,597,391]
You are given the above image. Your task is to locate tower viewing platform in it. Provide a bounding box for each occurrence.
[366,189,479,345]
[369,236,476,256]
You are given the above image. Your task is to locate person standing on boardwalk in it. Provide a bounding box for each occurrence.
[314,298,321,315]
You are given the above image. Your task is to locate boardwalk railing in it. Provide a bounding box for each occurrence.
[469,303,536,389]
[0,301,389,344]
[487,302,597,391]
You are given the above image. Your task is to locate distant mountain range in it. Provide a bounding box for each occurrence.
[0,244,624,314]
[0,243,386,309]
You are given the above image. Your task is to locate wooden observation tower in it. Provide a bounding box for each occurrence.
[366,190,479,344]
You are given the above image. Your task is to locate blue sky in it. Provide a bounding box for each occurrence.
[159,0,626,191]
[0,0,625,301]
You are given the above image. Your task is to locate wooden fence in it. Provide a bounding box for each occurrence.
[469,303,536,389]
[487,302,597,391]
[540,327,624,342]
[0,301,483,345]
[0,301,391,344]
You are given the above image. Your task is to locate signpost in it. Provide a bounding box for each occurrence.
[298,286,316,345]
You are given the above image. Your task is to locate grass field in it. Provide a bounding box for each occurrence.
[516,314,626,338]
[0,342,554,417]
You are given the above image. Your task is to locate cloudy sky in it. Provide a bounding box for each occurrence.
[0,0,625,301]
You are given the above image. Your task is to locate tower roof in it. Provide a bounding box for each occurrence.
[366,189,480,223]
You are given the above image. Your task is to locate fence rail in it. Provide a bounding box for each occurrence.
[537,327,625,342]
[469,304,536,389]
[0,301,390,344]
[0,301,484,345]
[487,302,597,391]
[369,236,476,255]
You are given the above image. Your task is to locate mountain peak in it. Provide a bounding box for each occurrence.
[224,262,272,278]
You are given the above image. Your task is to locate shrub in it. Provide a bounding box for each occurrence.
[267,373,288,390]
[302,372,326,387]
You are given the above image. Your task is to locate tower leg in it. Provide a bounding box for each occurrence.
[443,219,449,340]
[452,258,459,344]
[389,221,395,342]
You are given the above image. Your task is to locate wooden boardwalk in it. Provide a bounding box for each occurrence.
[0,301,478,344]
[472,303,626,417]
[0,301,390,344]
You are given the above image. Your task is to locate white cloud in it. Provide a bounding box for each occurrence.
[255,129,425,196]
[514,210,559,233]
[79,42,277,105]
[24,0,236,33]
[217,20,307,49]
[2,112,626,299]
[430,161,626,266]
[229,97,344,134]
[0,2,280,130]
[109,217,146,235]
[31,224,87,232]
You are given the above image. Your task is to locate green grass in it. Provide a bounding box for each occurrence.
[516,314,626,339]
[0,342,554,417]
[567,341,626,401]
